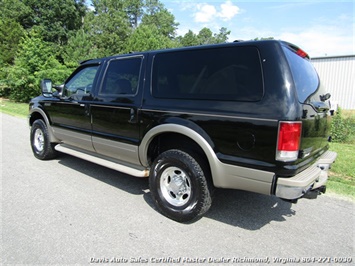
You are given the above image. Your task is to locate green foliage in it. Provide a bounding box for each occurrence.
[0,30,72,102]
[0,18,25,64]
[141,0,179,39]
[0,98,29,117]
[328,142,355,200]
[0,0,32,27]
[86,0,132,56]
[1,0,236,102]
[179,27,231,47]
[330,107,354,143]
[123,24,175,53]
[62,29,100,66]
[23,0,86,44]
[124,0,145,28]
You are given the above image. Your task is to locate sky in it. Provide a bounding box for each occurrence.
[162,0,354,57]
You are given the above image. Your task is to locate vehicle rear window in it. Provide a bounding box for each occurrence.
[152,46,263,101]
[283,47,320,103]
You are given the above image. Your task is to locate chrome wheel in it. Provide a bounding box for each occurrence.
[150,149,212,222]
[33,128,44,152]
[30,120,57,160]
[160,166,192,207]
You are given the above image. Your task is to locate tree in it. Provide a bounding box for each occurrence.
[197,28,214,45]
[179,30,199,47]
[85,0,131,56]
[213,27,231,43]
[178,27,231,47]
[123,24,175,53]
[141,0,179,39]
[0,0,86,45]
[62,29,100,67]
[0,18,25,64]
[124,0,145,28]
[2,30,71,102]
[0,0,32,28]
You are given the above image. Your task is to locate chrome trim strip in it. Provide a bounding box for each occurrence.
[90,104,131,110]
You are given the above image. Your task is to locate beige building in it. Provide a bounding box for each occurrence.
[311,55,355,110]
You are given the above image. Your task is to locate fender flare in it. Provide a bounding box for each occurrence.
[139,123,219,170]
[29,107,60,144]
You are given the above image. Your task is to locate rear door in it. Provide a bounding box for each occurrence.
[91,55,145,165]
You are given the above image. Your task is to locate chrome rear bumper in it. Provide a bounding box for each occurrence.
[275,151,337,200]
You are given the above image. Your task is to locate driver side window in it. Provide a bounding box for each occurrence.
[64,65,99,99]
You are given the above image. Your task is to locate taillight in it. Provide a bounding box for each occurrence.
[276,121,302,162]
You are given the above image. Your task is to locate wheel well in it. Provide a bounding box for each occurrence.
[29,112,45,126]
[147,132,209,166]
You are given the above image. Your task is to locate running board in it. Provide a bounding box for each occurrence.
[55,144,150,178]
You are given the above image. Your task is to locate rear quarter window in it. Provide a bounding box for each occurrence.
[283,47,321,103]
[152,46,263,102]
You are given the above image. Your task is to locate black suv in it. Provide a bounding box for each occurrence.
[29,40,337,222]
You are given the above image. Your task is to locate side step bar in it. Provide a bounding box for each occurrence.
[55,144,150,178]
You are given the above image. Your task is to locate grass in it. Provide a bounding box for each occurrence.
[0,98,29,117]
[1,98,354,200]
[328,143,355,200]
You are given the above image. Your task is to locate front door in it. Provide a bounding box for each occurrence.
[47,64,100,152]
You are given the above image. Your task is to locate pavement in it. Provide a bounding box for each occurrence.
[1,113,354,265]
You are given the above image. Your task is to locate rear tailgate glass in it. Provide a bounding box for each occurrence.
[283,44,330,159]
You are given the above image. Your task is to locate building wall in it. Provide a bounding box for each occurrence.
[311,55,355,110]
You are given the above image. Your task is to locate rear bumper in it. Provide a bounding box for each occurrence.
[275,151,337,200]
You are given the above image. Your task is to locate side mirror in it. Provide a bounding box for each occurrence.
[40,79,53,96]
[40,79,64,97]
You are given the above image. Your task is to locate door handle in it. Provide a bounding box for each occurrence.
[128,108,136,124]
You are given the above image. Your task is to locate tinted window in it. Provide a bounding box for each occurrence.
[65,65,98,98]
[152,46,263,101]
[283,47,321,103]
[100,57,142,96]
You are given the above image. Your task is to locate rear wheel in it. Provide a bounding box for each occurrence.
[30,120,57,160]
[149,149,212,222]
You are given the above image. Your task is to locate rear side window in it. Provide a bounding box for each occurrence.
[152,46,263,101]
[283,47,320,103]
[100,57,142,96]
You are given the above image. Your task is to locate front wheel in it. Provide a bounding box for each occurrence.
[30,120,57,160]
[149,149,212,222]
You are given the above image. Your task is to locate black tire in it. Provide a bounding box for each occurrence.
[149,149,212,222]
[30,120,58,160]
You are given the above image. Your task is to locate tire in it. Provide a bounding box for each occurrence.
[30,120,58,160]
[149,149,212,222]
